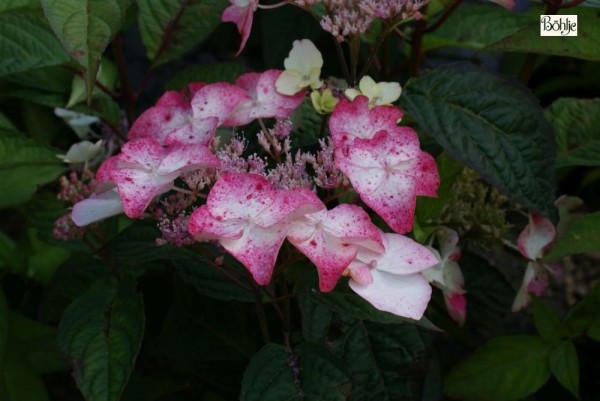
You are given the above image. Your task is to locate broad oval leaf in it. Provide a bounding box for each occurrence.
[0,12,70,76]
[444,336,552,401]
[41,0,126,99]
[486,12,600,61]
[546,97,600,167]
[549,340,580,399]
[0,129,65,208]
[333,321,431,401]
[240,342,351,401]
[58,277,145,401]
[422,4,531,52]
[532,297,563,344]
[400,64,556,219]
[137,0,227,66]
[543,211,600,261]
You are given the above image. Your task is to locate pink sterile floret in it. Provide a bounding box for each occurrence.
[110,138,220,218]
[335,129,439,234]
[222,0,258,56]
[517,212,557,261]
[347,233,438,320]
[287,204,384,292]
[224,70,305,126]
[329,96,403,148]
[188,172,323,285]
[128,88,218,147]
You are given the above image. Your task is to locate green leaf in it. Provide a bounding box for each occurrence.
[1,347,50,401]
[333,321,430,401]
[532,297,563,343]
[137,0,227,66]
[158,299,255,361]
[487,12,600,61]
[549,340,580,399]
[165,62,247,90]
[103,222,191,266]
[0,112,17,130]
[174,257,254,302]
[400,64,557,219]
[546,97,600,167]
[41,0,126,101]
[67,58,118,108]
[0,129,65,208]
[0,0,40,12]
[544,212,600,261]
[240,342,351,401]
[41,254,111,322]
[0,289,8,369]
[298,292,333,343]
[416,152,464,224]
[8,312,69,374]
[460,251,515,328]
[58,277,145,401]
[563,282,600,340]
[0,12,70,76]
[422,4,531,52]
[444,336,552,401]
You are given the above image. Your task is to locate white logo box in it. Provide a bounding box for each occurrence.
[540,15,578,37]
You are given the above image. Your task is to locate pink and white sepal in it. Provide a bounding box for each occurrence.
[346,232,438,320]
[423,227,467,325]
[188,172,323,286]
[512,212,560,311]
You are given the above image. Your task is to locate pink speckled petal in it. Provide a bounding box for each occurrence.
[444,292,467,326]
[329,96,402,147]
[289,230,357,292]
[225,70,305,126]
[220,222,287,285]
[158,144,220,175]
[188,206,246,241]
[260,187,324,228]
[349,270,432,320]
[206,173,277,221]
[517,213,556,260]
[375,233,438,275]
[111,167,174,218]
[164,117,219,146]
[117,138,166,170]
[361,169,418,234]
[222,0,257,55]
[95,156,118,193]
[415,151,439,197]
[71,188,123,226]
[128,92,191,144]
[191,83,251,125]
[323,204,384,251]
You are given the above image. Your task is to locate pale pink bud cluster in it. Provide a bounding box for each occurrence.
[57,170,96,204]
[321,0,374,42]
[359,0,426,21]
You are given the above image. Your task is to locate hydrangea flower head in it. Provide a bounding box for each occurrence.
[276,39,324,96]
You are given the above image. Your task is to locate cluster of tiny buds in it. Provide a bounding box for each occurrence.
[318,0,426,41]
[359,0,425,21]
[53,214,86,241]
[57,169,96,204]
[321,0,374,42]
